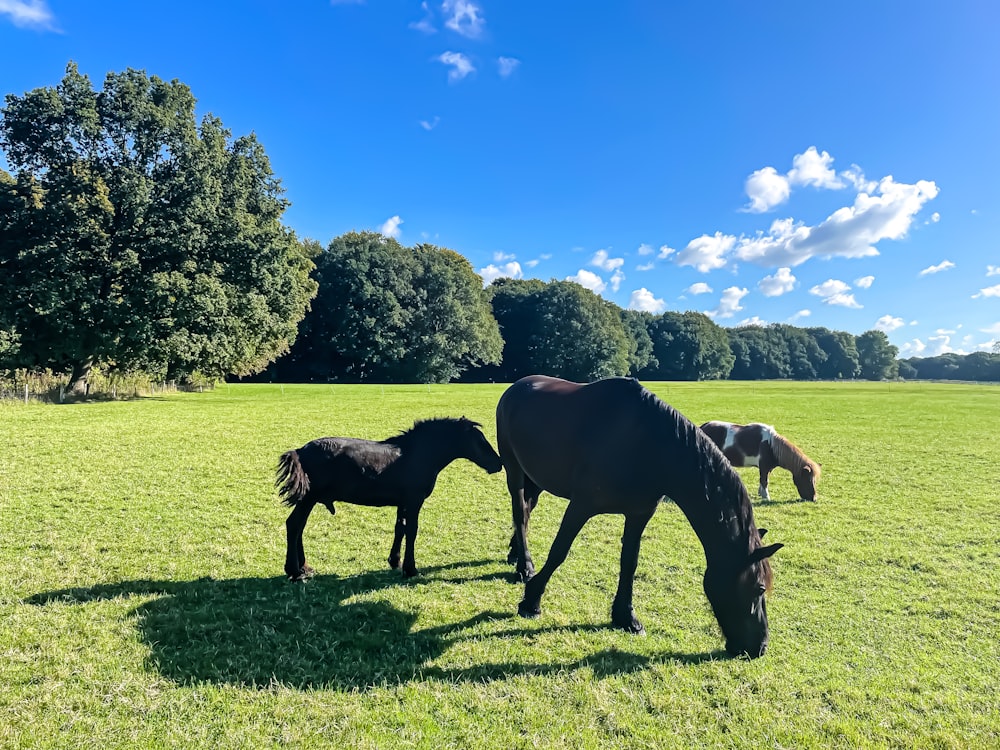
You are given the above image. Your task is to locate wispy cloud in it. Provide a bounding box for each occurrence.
[409,1,436,33]
[987,265,1000,277]
[809,279,862,308]
[706,286,749,319]
[419,116,440,131]
[380,215,403,238]
[686,282,713,295]
[757,267,796,297]
[590,249,624,272]
[498,57,520,77]
[0,0,56,30]
[566,269,606,294]
[437,51,475,82]
[875,315,905,332]
[479,261,522,285]
[919,260,955,275]
[443,0,484,38]
[789,309,811,322]
[972,284,1000,299]
[628,288,666,314]
[855,275,875,289]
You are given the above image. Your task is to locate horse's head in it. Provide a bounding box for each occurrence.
[702,540,783,659]
[793,463,820,501]
[458,417,504,474]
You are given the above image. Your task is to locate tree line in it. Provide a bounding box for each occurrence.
[3,64,998,393]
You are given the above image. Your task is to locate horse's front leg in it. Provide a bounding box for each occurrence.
[519,501,592,619]
[758,465,772,501]
[388,506,405,570]
[400,500,424,578]
[284,500,319,581]
[611,507,655,634]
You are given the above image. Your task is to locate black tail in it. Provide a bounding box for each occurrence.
[276,449,310,506]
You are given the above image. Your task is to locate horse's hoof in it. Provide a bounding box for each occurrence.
[402,567,420,578]
[518,600,541,618]
[612,607,645,634]
[287,566,315,582]
[388,556,401,569]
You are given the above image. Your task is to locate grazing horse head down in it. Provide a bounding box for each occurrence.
[699,421,821,502]
[277,416,502,581]
[497,375,783,659]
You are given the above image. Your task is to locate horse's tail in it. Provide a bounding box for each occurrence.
[276,449,310,506]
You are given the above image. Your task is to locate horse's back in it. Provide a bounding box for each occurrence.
[295,437,403,503]
[497,376,656,501]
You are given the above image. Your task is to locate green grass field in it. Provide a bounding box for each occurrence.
[1,381,997,748]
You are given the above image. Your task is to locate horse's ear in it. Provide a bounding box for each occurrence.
[802,465,813,475]
[747,543,783,566]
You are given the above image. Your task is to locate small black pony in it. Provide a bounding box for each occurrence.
[497,375,783,658]
[277,417,503,581]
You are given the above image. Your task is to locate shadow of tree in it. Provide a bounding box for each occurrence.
[28,560,728,690]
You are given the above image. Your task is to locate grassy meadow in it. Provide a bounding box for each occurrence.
[1,380,997,748]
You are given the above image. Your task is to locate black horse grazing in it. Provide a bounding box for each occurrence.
[277,417,503,581]
[497,375,783,658]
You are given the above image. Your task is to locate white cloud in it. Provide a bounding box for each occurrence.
[743,166,790,213]
[855,275,875,289]
[419,116,440,130]
[524,259,540,268]
[658,244,676,259]
[637,243,655,256]
[636,262,655,272]
[493,251,515,262]
[789,309,811,322]
[875,315,905,332]
[442,0,484,37]
[707,287,749,319]
[567,269,606,294]
[788,147,844,190]
[686,282,713,295]
[757,267,796,297]
[0,0,56,28]
[610,269,625,292]
[927,335,955,356]
[735,176,939,268]
[409,2,436,33]
[919,260,955,275]
[899,338,927,356]
[437,51,475,82]
[590,249,624,272]
[809,279,862,308]
[972,284,1000,299]
[987,265,1000,276]
[842,165,877,193]
[380,215,403,238]
[497,57,520,77]
[980,322,1000,334]
[675,232,735,273]
[929,211,940,223]
[628,288,666,314]
[479,261,522,285]
[738,316,767,327]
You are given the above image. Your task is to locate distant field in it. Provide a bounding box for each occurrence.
[1,381,997,748]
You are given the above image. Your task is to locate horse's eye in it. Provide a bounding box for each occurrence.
[755,584,766,597]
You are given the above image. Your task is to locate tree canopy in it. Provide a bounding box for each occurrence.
[0,63,317,391]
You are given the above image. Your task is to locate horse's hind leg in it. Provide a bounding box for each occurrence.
[758,465,773,501]
[399,499,425,577]
[611,507,655,634]
[507,471,539,582]
[388,506,405,570]
[284,500,318,581]
[519,501,592,619]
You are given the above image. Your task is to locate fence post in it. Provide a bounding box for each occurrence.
[24,384,29,404]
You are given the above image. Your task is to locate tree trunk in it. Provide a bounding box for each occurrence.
[68,354,95,396]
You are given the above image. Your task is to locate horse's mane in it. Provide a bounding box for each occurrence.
[388,417,480,444]
[630,380,767,578]
[770,431,821,478]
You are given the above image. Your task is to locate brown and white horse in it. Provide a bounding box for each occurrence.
[699,421,821,502]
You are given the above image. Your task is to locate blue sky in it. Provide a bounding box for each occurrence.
[2,1,999,357]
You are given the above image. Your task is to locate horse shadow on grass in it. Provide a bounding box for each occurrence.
[27,560,724,690]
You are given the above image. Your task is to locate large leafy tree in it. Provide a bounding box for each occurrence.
[807,327,860,379]
[485,278,632,382]
[279,232,502,383]
[0,63,317,391]
[855,329,899,380]
[641,311,734,380]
